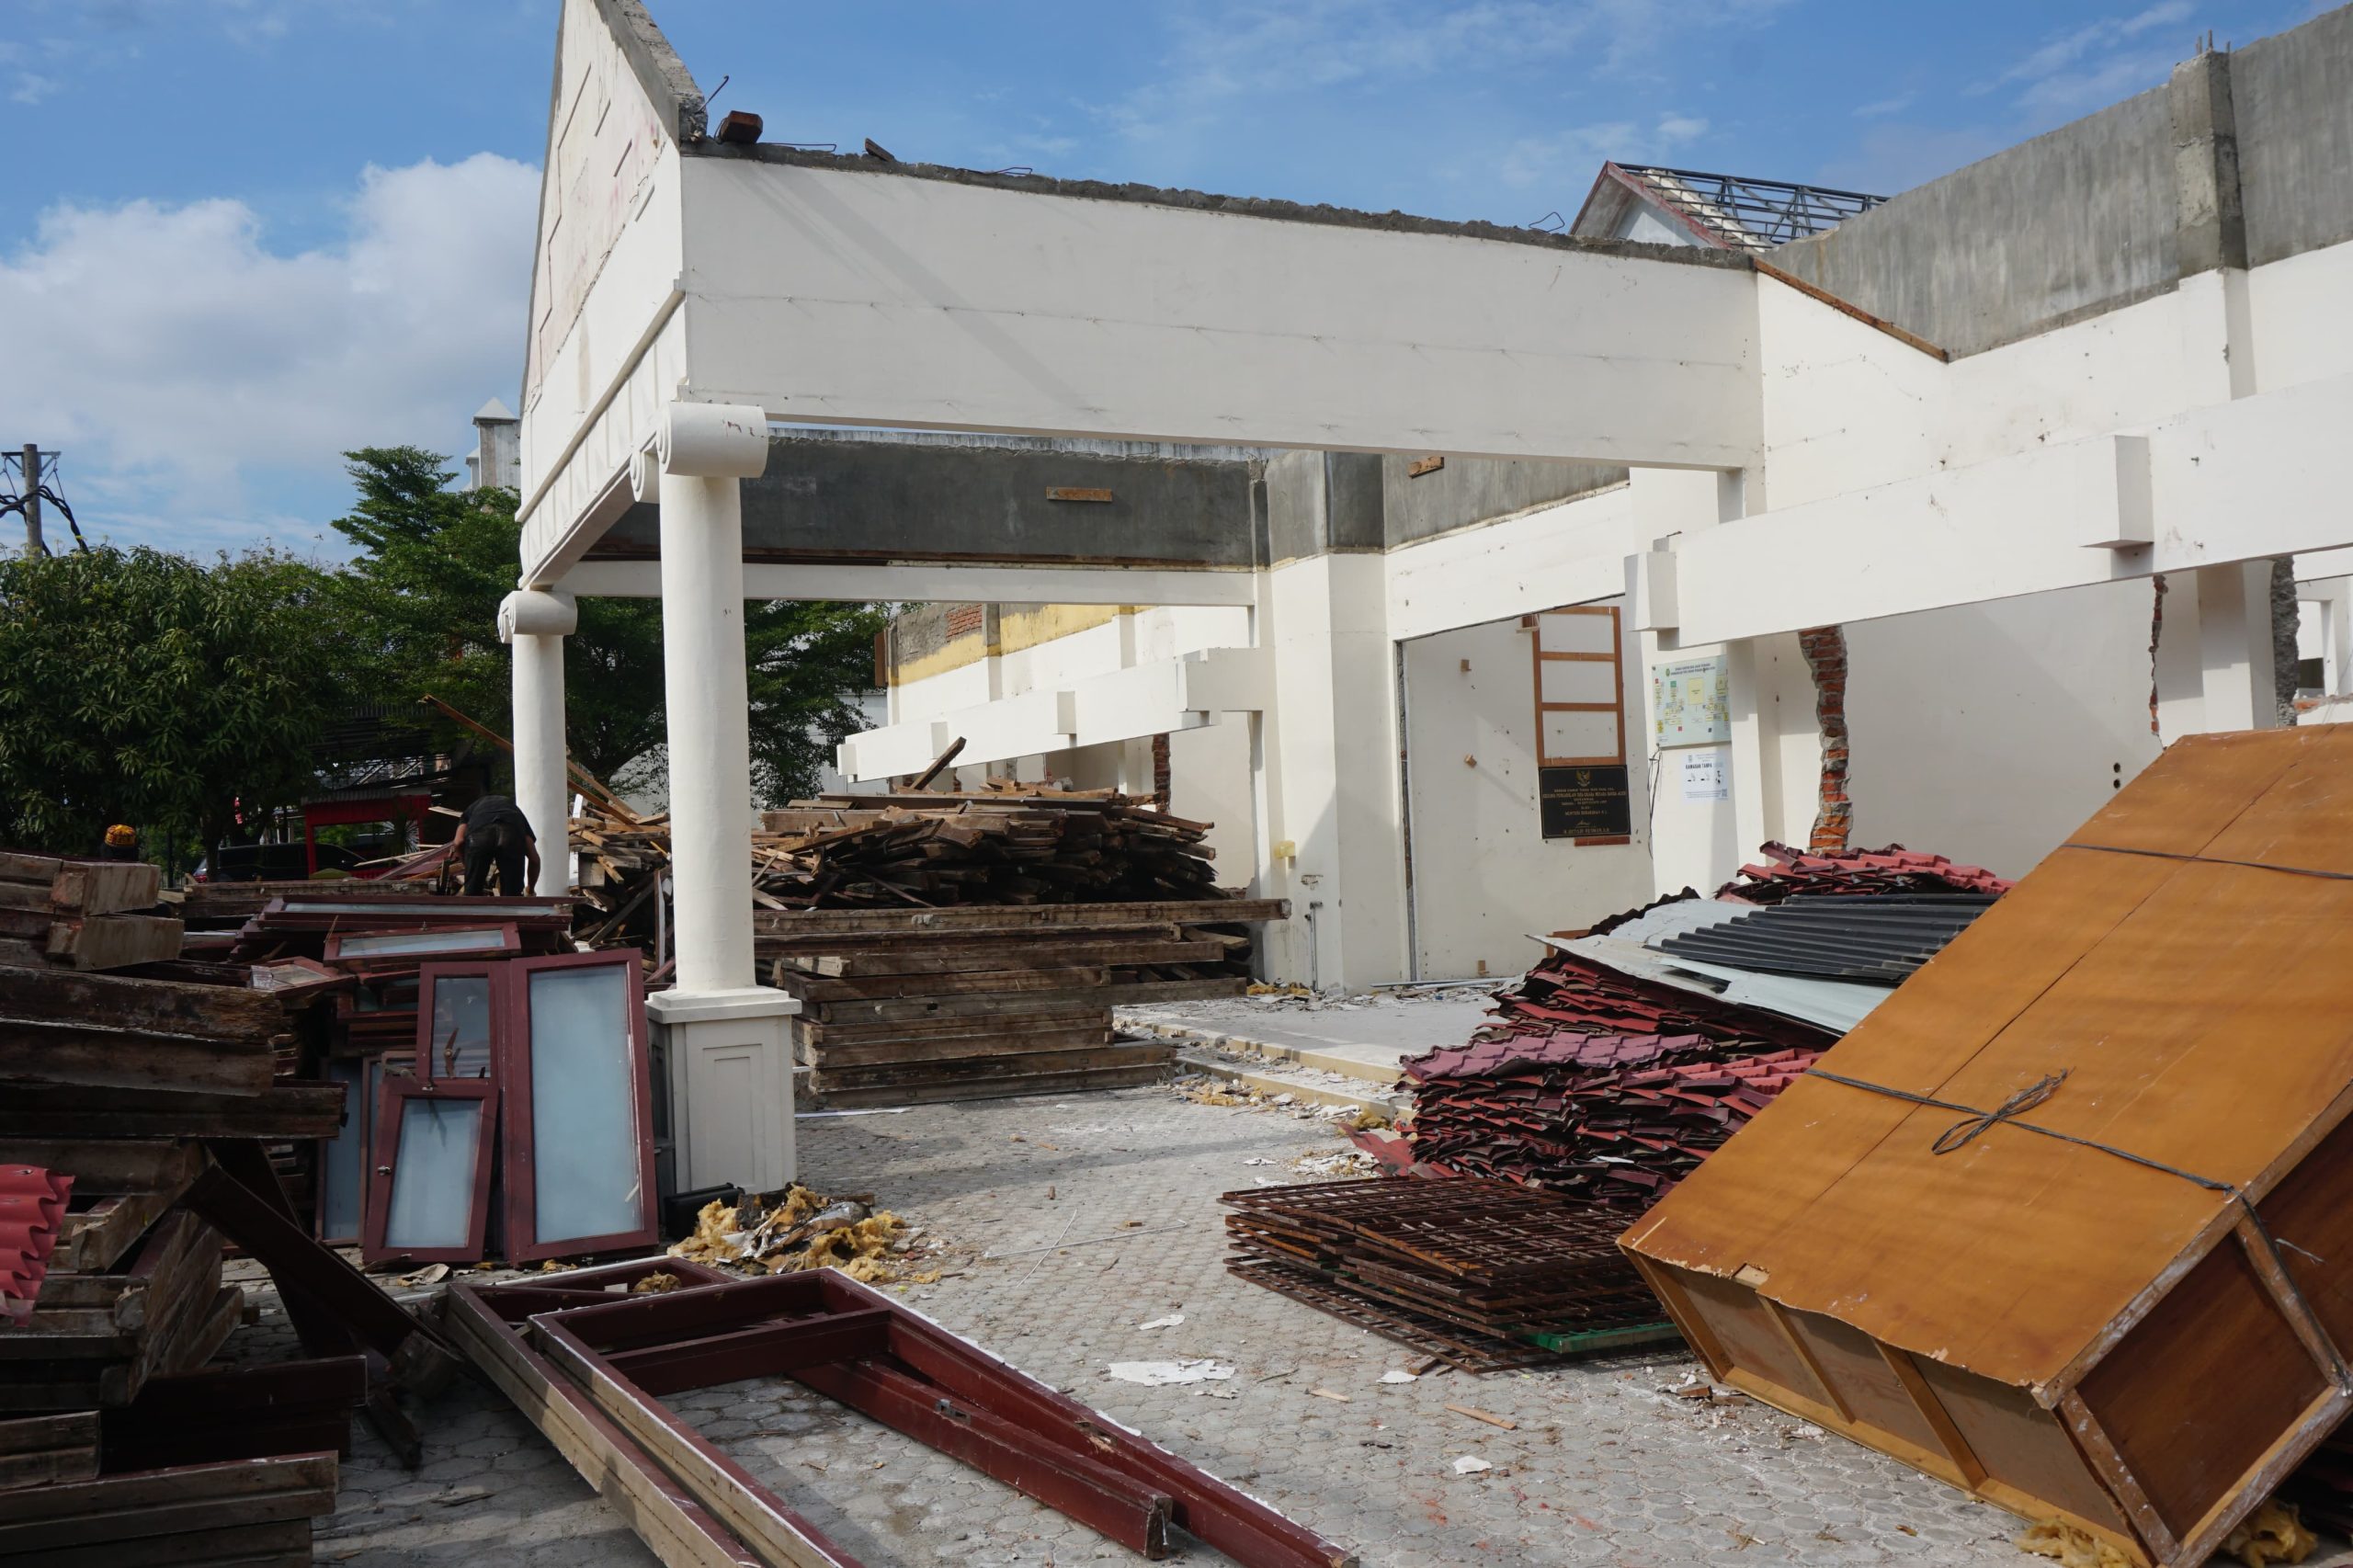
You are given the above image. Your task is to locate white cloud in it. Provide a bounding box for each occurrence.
[1982,1,2194,118]
[1092,0,1782,147]
[1853,93,1915,119]
[1499,112,1709,189]
[0,153,539,552]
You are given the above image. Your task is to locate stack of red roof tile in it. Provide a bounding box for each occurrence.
[1403,1030,1823,1207]
[0,1165,72,1325]
[1717,841,2012,904]
[1470,949,1831,1051]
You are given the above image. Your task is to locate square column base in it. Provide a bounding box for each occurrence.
[647,986,801,1197]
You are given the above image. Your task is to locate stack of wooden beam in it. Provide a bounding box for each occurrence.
[1222,1177,1675,1371]
[0,1447,338,1565]
[0,853,176,972]
[763,897,1285,1106]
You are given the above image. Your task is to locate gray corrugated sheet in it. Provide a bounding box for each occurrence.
[1650,894,1994,983]
[1544,917,1888,1037]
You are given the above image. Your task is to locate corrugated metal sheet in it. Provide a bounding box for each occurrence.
[0,1165,73,1323]
[1650,893,1997,983]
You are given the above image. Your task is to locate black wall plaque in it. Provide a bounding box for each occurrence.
[1539,765,1632,840]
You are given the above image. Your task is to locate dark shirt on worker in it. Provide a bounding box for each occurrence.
[462,796,535,845]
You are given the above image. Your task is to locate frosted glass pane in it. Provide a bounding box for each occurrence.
[319,1059,365,1239]
[1542,709,1621,761]
[1536,612,1615,654]
[424,976,494,1078]
[1539,660,1618,704]
[337,927,509,957]
[383,1098,482,1250]
[528,966,643,1245]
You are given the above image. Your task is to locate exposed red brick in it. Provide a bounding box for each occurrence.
[1800,626,1851,852]
[1152,732,1172,807]
[943,603,985,638]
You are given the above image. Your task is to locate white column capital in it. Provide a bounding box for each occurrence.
[658,403,770,479]
[497,587,578,643]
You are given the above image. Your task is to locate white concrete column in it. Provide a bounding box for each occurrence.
[653,405,768,994]
[2195,559,2280,733]
[641,403,801,1191]
[1258,551,1406,990]
[498,588,577,895]
[2153,561,2283,738]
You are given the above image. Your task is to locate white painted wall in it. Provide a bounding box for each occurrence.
[674,157,1761,471]
[1401,609,1653,980]
[1843,580,2163,877]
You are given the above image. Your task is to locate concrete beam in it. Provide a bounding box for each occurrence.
[674,156,1761,471]
[561,559,1258,607]
[1673,371,2353,643]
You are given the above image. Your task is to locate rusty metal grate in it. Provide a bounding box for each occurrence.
[1222,1176,1673,1373]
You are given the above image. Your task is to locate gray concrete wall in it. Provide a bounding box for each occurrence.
[1380,455,1627,548]
[593,429,1267,568]
[1771,86,2177,357]
[2234,6,2353,267]
[1265,449,1327,565]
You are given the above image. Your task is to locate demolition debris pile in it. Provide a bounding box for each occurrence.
[0,864,462,1564]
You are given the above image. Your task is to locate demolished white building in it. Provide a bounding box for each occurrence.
[502,0,2353,1172]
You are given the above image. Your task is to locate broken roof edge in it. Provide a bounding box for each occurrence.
[593,0,705,143]
[682,140,1753,272]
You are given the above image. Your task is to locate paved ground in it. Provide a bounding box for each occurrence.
[1120,988,1498,1080]
[244,1082,2109,1568]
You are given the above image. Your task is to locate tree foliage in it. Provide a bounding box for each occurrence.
[0,545,339,854]
[329,447,885,805]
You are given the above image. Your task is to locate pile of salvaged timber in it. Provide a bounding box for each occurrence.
[573,786,1232,953]
[0,895,474,1562]
[0,851,177,971]
[1222,1177,1674,1371]
[763,897,1284,1106]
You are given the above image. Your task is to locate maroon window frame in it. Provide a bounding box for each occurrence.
[323,923,522,967]
[413,961,509,1084]
[496,950,657,1264]
[361,1075,499,1265]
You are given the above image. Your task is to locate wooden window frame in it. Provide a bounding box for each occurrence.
[313,1056,371,1247]
[1528,605,1627,768]
[323,923,522,968]
[496,950,658,1265]
[362,1075,499,1265]
[413,961,509,1085]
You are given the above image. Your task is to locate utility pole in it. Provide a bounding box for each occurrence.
[17,446,40,556]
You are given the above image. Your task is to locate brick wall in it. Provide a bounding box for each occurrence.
[1799,627,1851,852]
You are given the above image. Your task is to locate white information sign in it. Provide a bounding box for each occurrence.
[1680,746,1730,802]
[1653,655,1731,746]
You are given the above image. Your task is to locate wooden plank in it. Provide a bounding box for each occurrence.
[0,1413,96,1458]
[808,1026,1118,1070]
[1099,977,1252,1005]
[813,1045,1171,1092]
[776,965,1112,1003]
[753,898,1288,937]
[0,1444,96,1491]
[443,1290,767,1568]
[44,915,185,972]
[26,1515,313,1567]
[794,1006,1109,1047]
[0,1019,268,1096]
[813,1060,1174,1106]
[0,1084,342,1142]
[0,1450,333,1528]
[776,938,1221,978]
[0,965,279,1040]
[530,1320,864,1568]
[0,1141,199,1195]
[802,986,1125,1026]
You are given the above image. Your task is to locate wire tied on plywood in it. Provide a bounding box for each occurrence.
[2063,841,2353,881]
[1803,1065,2353,1394]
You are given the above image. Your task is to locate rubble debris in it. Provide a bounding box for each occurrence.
[1138,1313,1185,1330]
[1107,1359,1236,1387]
[666,1185,922,1284]
[1223,1177,1672,1372]
[1714,841,2012,903]
[1451,1456,1493,1475]
[1624,728,2353,1567]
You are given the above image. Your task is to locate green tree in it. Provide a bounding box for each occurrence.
[329,448,886,804]
[0,545,340,855]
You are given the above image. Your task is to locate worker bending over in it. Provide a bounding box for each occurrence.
[450,795,541,896]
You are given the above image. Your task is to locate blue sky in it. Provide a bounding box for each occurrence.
[0,0,2322,562]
